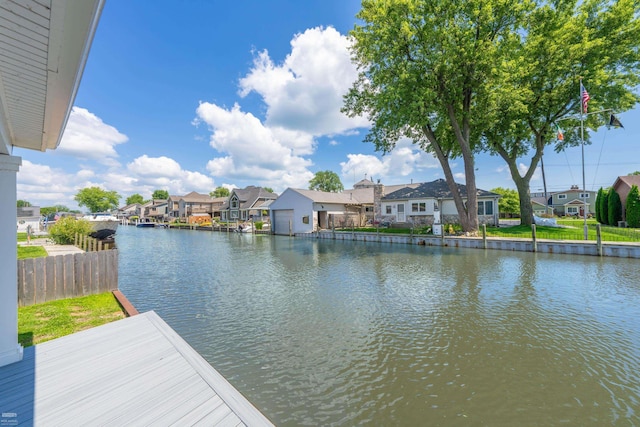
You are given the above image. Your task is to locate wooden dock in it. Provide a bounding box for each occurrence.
[0,311,273,426]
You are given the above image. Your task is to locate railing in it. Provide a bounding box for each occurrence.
[17,250,119,307]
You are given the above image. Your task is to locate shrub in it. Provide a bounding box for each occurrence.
[608,189,622,226]
[626,185,640,228]
[255,221,264,230]
[48,217,92,244]
[595,188,603,223]
[600,190,609,225]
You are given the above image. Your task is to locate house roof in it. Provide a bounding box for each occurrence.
[612,175,640,191]
[288,188,368,204]
[382,179,498,200]
[0,0,105,154]
[223,186,278,209]
[181,191,213,203]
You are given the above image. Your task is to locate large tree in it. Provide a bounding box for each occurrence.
[74,187,121,213]
[483,0,640,226]
[491,188,520,215]
[17,200,31,207]
[344,0,527,233]
[210,187,230,198]
[152,189,169,200]
[126,193,145,205]
[309,171,344,193]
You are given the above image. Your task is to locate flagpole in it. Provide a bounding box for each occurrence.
[580,78,587,240]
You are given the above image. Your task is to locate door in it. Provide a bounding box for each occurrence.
[273,210,294,235]
[397,204,405,222]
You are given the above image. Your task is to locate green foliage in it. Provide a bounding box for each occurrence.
[608,189,622,226]
[18,292,124,347]
[40,205,71,216]
[125,193,145,205]
[263,187,274,194]
[309,171,344,193]
[630,171,640,176]
[152,189,169,200]
[625,185,640,228]
[490,187,520,214]
[255,221,264,230]
[48,217,92,245]
[481,0,640,225]
[210,187,230,198]
[599,190,610,225]
[17,200,31,207]
[595,188,603,223]
[17,245,48,259]
[74,187,120,213]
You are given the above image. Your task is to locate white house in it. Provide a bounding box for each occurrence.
[0,0,105,367]
[269,188,368,235]
[380,179,501,226]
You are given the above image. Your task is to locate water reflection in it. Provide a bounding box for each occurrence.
[117,227,640,426]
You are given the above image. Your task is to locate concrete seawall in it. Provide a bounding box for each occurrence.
[296,231,640,259]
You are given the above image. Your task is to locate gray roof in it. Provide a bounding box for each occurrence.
[222,186,278,209]
[382,179,499,200]
[289,188,368,204]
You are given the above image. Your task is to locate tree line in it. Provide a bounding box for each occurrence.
[343,0,640,233]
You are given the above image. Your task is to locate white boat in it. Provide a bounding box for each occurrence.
[82,213,119,238]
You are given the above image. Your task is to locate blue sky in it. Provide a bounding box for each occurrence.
[15,1,640,210]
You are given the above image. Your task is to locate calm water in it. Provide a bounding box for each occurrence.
[117,226,640,426]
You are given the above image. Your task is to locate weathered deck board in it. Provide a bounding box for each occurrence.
[0,311,273,426]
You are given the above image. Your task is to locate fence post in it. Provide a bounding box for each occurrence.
[482,224,487,249]
[532,224,537,253]
[596,223,603,256]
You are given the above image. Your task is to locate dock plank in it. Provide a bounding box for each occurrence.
[0,311,273,426]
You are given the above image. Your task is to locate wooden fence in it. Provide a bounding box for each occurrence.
[17,250,118,307]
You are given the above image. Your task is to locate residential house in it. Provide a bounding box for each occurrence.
[548,185,597,217]
[611,175,640,222]
[269,188,368,235]
[220,186,278,223]
[380,179,500,226]
[118,203,141,220]
[144,199,169,221]
[269,178,496,234]
[168,195,181,219]
[179,191,217,222]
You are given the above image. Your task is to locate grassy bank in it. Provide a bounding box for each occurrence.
[17,245,48,259]
[18,292,125,347]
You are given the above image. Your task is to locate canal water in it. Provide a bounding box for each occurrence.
[117,226,640,426]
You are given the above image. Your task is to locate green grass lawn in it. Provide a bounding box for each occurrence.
[487,224,640,242]
[18,292,125,347]
[17,245,48,259]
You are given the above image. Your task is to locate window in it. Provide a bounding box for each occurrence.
[580,193,590,199]
[567,206,578,214]
[386,205,392,214]
[558,194,567,200]
[231,197,239,209]
[478,200,494,216]
[411,202,426,212]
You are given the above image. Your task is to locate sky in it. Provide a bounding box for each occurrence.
[14,0,640,211]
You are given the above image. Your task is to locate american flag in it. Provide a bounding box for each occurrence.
[581,83,590,113]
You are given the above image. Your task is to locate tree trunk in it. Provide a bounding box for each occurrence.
[493,135,545,226]
[424,132,478,234]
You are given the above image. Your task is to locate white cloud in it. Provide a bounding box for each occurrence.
[57,107,128,165]
[195,102,314,190]
[340,139,440,184]
[126,155,214,195]
[238,26,368,135]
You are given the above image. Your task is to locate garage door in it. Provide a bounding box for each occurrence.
[273,210,293,235]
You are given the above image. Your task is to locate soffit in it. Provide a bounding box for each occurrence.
[0,0,104,154]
